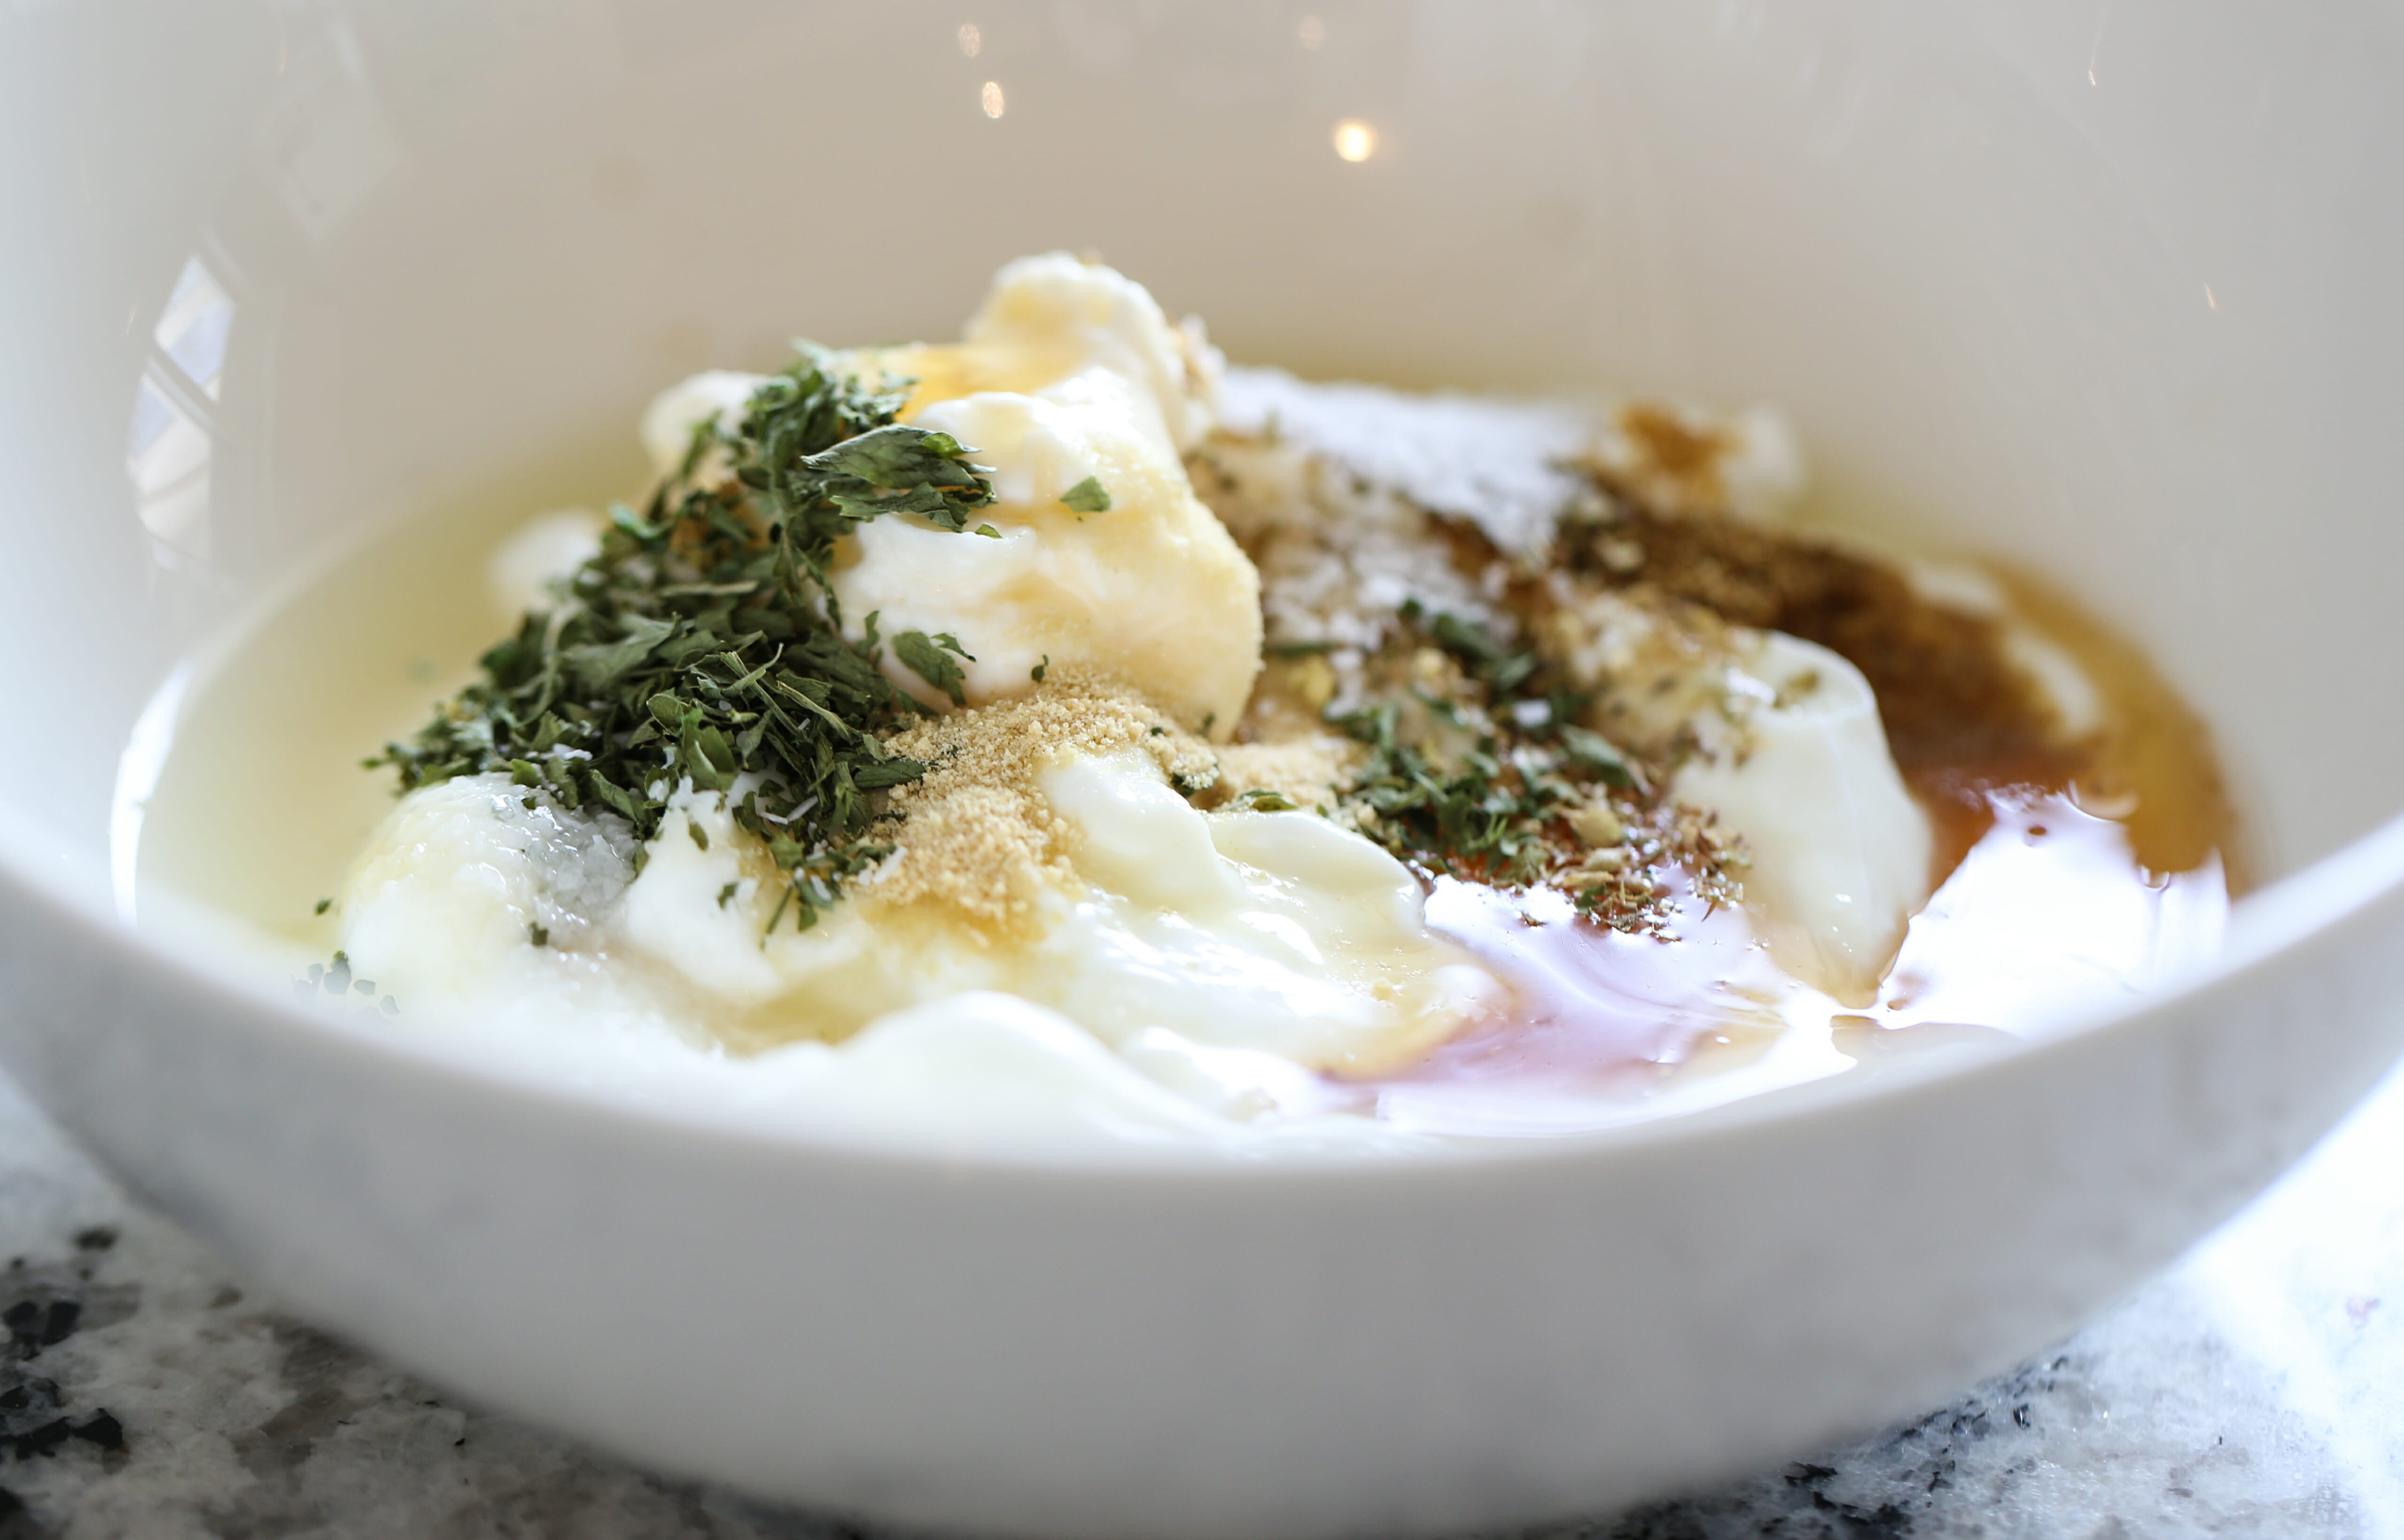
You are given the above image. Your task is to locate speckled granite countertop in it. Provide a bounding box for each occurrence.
[1,1055,2401,1540]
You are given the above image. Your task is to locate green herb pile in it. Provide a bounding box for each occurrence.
[373,346,994,931]
[1319,604,1738,930]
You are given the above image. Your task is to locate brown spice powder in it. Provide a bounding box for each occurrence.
[1556,499,2238,884]
[1564,505,2077,784]
[861,670,1219,941]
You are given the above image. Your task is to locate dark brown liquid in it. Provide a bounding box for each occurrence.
[1360,563,2238,1136]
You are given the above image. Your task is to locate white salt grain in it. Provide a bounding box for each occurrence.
[1215,366,1595,557]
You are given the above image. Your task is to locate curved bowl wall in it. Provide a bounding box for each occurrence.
[3,2,2404,1535]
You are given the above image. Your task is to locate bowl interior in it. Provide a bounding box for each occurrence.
[15,12,2404,1530]
[6,0,2403,928]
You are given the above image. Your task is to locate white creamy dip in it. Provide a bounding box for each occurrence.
[338,745,1509,1144]
[260,253,2216,1153]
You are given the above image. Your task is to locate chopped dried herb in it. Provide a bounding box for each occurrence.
[1323,610,1718,929]
[1333,698,1576,888]
[1427,609,1539,694]
[1557,725,1637,789]
[1060,475,1112,513]
[893,630,974,708]
[372,346,997,930]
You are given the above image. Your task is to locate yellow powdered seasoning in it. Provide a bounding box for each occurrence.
[862,669,1220,941]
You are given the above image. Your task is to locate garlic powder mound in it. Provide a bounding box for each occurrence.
[860,669,1218,941]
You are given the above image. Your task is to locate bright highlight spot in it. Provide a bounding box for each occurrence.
[982,80,1005,118]
[957,22,981,57]
[1332,119,1375,162]
[1297,15,1324,48]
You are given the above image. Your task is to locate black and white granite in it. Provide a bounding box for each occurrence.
[0,1056,2399,1540]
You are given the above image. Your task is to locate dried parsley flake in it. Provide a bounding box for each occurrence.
[372,345,997,932]
[1059,475,1112,513]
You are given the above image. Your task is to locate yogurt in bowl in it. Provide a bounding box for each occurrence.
[140,252,2236,1161]
[5,3,2404,1535]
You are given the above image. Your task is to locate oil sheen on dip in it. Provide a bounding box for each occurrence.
[1376,792,2225,1136]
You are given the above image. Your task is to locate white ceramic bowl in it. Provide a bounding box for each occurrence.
[7,2,2404,1535]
